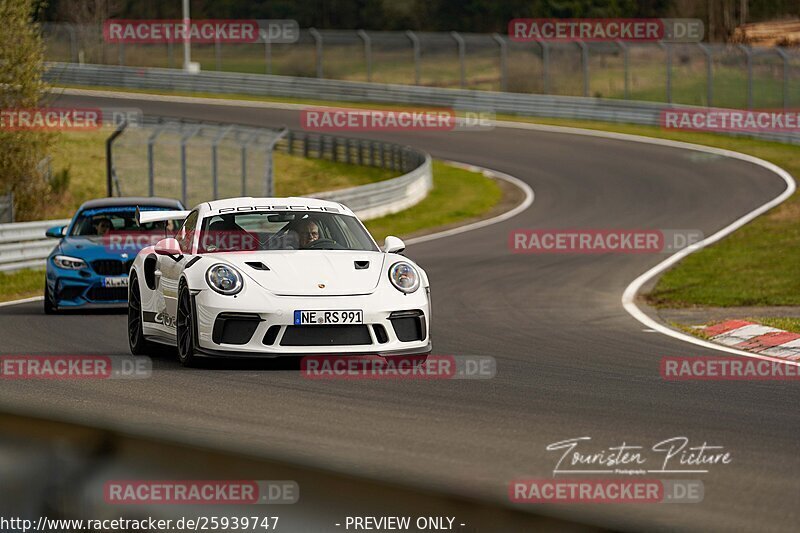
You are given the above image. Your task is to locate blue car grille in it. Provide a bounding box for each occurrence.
[91,259,133,276]
[86,286,128,302]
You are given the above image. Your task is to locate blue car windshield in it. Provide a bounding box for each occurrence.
[70,206,177,237]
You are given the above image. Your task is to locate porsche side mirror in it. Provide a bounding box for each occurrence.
[45,225,66,238]
[154,238,182,256]
[383,236,405,253]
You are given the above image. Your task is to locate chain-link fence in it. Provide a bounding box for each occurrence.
[43,23,800,109]
[108,118,427,208]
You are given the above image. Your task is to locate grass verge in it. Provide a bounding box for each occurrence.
[0,269,45,303]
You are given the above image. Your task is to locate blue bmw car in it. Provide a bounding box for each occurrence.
[44,197,184,313]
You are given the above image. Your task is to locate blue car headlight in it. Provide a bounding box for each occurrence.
[53,255,87,270]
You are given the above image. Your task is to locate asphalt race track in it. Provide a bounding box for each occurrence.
[1,92,797,531]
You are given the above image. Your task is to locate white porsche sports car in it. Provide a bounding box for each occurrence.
[128,197,431,366]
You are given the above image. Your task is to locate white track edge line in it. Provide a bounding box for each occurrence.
[489,121,798,366]
[0,296,43,308]
[55,88,799,364]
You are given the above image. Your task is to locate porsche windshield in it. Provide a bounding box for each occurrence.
[197,211,379,252]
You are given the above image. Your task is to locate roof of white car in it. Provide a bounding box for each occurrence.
[201,196,355,217]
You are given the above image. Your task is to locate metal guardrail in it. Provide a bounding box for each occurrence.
[46,62,800,146]
[0,219,69,272]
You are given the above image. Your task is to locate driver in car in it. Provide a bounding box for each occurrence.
[95,217,113,236]
[296,218,321,248]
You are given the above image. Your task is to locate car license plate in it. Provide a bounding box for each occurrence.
[294,310,363,325]
[103,276,128,288]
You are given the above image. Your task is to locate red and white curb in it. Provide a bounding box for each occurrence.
[702,320,800,361]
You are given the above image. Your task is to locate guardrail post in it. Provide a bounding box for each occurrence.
[775,47,789,110]
[167,40,175,68]
[697,43,713,106]
[105,121,128,197]
[738,44,753,109]
[406,30,421,85]
[492,33,507,92]
[332,136,338,162]
[357,30,372,82]
[118,42,125,66]
[309,28,323,78]
[616,40,629,99]
[451,31,466,88]
[577,40,589,97]
[540,41,550,94]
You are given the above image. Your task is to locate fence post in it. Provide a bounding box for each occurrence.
[492,33,507,92]
[260,29,272,75]
[659,42,672,104]
[616,40,629,99]
[451,31,466,89]
[577,40,589,97]
[167,40,174,68]
[118,42,125,66]
[540,41,550,94]
[738,44,753,109]
[65,23,78,63]
[180,127,199,207]
[357,30,372,82]
[406,30,421,85]
[697,43,713,106]
[775,47,789,110]
[105,121,128,197]
[215,36,222,71]
[309,28,323,78]
[147,125,166,197]
[211,125,233,200]
[264,128,288,197]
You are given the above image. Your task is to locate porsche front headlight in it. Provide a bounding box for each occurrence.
[206,263,243,295]
[389,262,420,294]
[53,255,86,270]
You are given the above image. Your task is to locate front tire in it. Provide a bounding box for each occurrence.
[176,284,198,367]
[128,274,155,355]
[43,282,57,314]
